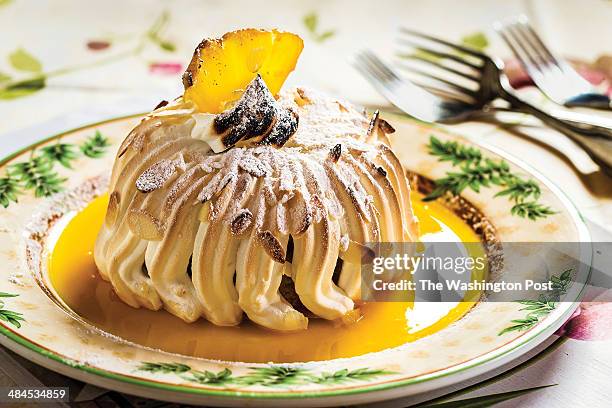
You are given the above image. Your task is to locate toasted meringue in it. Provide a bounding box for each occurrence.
[94,86,418,331]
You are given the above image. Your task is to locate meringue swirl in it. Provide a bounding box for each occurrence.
[94,87,418,331]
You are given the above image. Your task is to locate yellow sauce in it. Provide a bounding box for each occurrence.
[48,193,481,363]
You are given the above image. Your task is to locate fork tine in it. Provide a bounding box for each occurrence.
[397,63,477,97]
[400,27,487,59]
[514,16,592,92]
[518,18,560,66]
[354,61,388,93]
[396,53,480,82]
[353,54,398,99]
[509,23,551,67]
[356,52,391,83]
[414,83,476,104]
[397,39,481,70]
[362,51,401,82]
[353,51,464,123]
[355,52,395,84]
[353,55,379,82]
[495,22,542,74]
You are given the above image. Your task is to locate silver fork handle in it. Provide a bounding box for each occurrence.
[546,108,612,130]
[501,89,612,176]
[495,106,612,134]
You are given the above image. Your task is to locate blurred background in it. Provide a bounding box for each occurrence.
[1,0,611,135]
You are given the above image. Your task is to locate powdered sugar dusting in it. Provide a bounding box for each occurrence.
[213,75,299,149]
[96,88,419,329]
[115,86,406,255]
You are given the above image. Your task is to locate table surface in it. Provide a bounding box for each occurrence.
[1,0,612,407]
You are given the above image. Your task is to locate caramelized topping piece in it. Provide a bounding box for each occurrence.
[329,143,342,162]
[136,158,184,193]
[256,230,286,264]
[230,209,253,235]
[378,118,395,134]
[212,75,299,150]
[154,100,169,110]
[214,75,275,145]
[262,104,299,147]
[366,109,396,144]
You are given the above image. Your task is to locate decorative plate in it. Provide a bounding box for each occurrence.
[0,114,590,407]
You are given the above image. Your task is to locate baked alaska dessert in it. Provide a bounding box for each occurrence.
[94,29,419,331]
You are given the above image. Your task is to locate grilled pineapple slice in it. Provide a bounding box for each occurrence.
[183,29,304,113]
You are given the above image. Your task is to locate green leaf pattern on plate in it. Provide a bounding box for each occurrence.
[499,269,572,335]
[80,130,110,158]
[0,130,110,207]
[40,143,79,169]
[425,136,556,220]
[0,292,24,329]
[138,362,395,388]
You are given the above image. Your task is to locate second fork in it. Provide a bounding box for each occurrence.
[494,16,611,110]
[355,31,612,175]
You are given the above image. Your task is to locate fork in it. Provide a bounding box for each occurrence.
[495,16,611,110]
[354,52,478,124]
[353,30,612,176]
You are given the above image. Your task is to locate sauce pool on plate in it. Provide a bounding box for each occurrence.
[47,192,481,363]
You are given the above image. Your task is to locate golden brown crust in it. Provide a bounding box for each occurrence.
[94,87,418,331]
[256,230,286,264]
